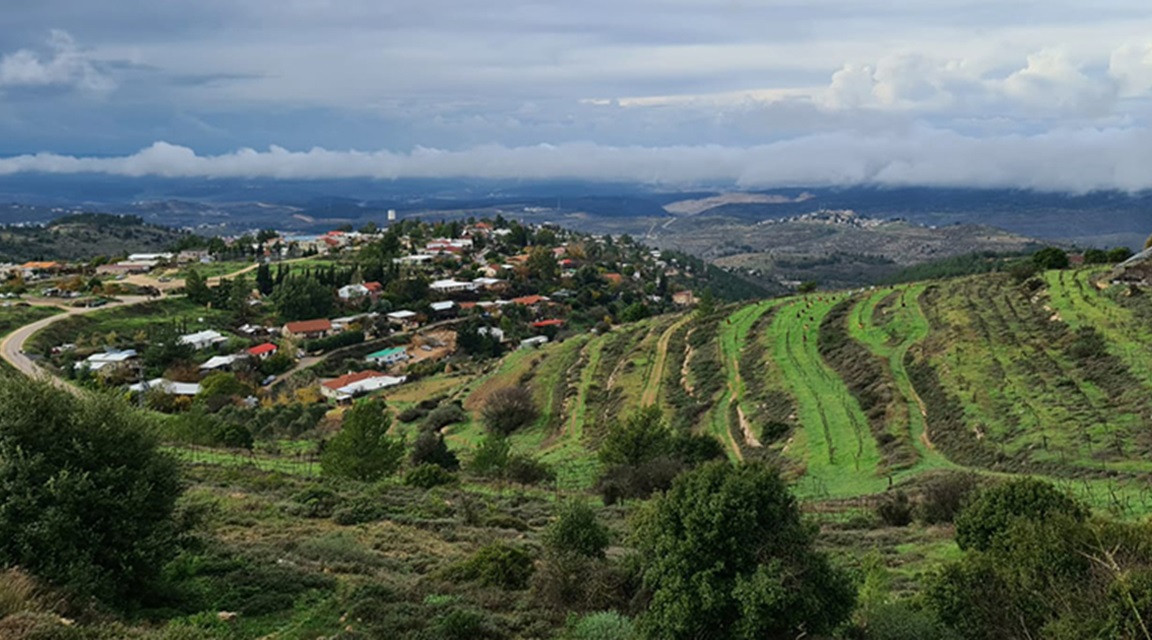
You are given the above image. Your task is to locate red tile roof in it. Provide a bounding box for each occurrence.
[531,319,565,328]
[511,295,547,306]
[322,370,385,391]
[284,318,332,334]
[248,343,278,356]
[364,281,383,292]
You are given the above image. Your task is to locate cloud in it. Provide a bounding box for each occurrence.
[0,30,113,93]
[3,126,1152,193]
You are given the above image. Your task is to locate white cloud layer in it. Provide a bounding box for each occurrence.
[3,126,1152,193]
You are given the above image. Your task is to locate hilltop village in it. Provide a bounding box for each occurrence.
[3,215,739,415]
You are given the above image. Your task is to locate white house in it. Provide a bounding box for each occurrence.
[520,336,549,349]
[338,283,371,299]
[429,279,477,294]
[128,378,201,396]
[179,330,227,350]
[365,347,410,366]
[199,354,245,371]
[430,301,456,315]
[127,252,174,262]
[76,349,138,372]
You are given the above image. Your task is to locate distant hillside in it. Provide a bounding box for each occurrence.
[0,213,195,262]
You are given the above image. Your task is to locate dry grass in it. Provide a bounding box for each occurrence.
[0,568,45,619]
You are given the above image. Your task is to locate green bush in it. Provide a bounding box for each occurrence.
[447,542,535,590]
[397,406,428,423]
[562,611,635,640]
[469,435,511,477]
[303,330,365,353]
[544,501,611,559]
[289,487,340,518]
[332,497,387,525]
[423,403,467,430]
[859,601,958,640]
[404,464,458,489]
[481,386,539,435]
[875,491,913,527]
[410,429,460,471]
[504,454,555,486]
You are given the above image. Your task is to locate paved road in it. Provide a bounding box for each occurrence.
[0,296,151,388]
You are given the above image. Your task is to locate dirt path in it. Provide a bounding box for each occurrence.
[640,314,692,406]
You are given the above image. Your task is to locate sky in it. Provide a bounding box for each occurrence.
[1,0,1152,190]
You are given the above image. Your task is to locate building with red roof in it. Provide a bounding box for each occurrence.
[247,343,279,359]
[531,319,565,329]
[282,318,333,339]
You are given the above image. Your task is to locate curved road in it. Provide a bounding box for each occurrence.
[0,259,290,388]
[0,296,151,389]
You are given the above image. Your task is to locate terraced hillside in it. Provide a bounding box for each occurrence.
[396,266,1152,512]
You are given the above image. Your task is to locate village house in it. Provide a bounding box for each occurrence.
[386,310,419,331]
[76,349,138,373]
[429,279,477,294]
[365,346,410,367]
[282,318,334,340]
[179,329,228,351]
[21,261,64,279]
[320,370,406,402]
[520,336,549,349]
[247,343,279,359]
[430,301,457,318]
[128,378,201,396]
[199,354,245,373]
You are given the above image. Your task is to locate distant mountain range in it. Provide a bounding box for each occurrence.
[0,176,1148,250]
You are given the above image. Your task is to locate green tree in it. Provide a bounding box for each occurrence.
[197,372,254,403]
[273,276,335,321]
[184,268,211,305]
[527,245,559,281]
[1032,246,1070,270]
[321,400,404,481]
[1108,246,1135,263]
[633,461,855,639]
[255,262,274,295]
[544,500,611,559]
[1082,248,1109,265]
[598,405,672,466]
[954,477,1088,552]
[0,375,183,606]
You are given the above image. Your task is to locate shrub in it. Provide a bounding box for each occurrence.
[418,607,502,640]
[404,464,458,489]
[545,501,611,559]
[955,478,1088,552]
[410,429,460,471]
[876,491,914,527]
[447,542,535,590]
[332,497,387,525]
[562,611,635,640]
[504,454,555,486]
[469,435,511,477]
[859,600,957,640]
[596,457,687,505]
[397,406,428,423]
[423,403,467,431]
[289,487,340,519]
[915,473,979,525]
[481,386,539,435]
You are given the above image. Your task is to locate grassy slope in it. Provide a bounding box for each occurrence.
[714,300,781,460]
[769,294,885,498]
[847,285,954,472]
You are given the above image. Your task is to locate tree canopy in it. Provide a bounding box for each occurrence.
[321,399,405,482]
[633,461,854,639]
[0,375,183,606]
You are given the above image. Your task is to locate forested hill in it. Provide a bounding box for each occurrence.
[0,213,194,262]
